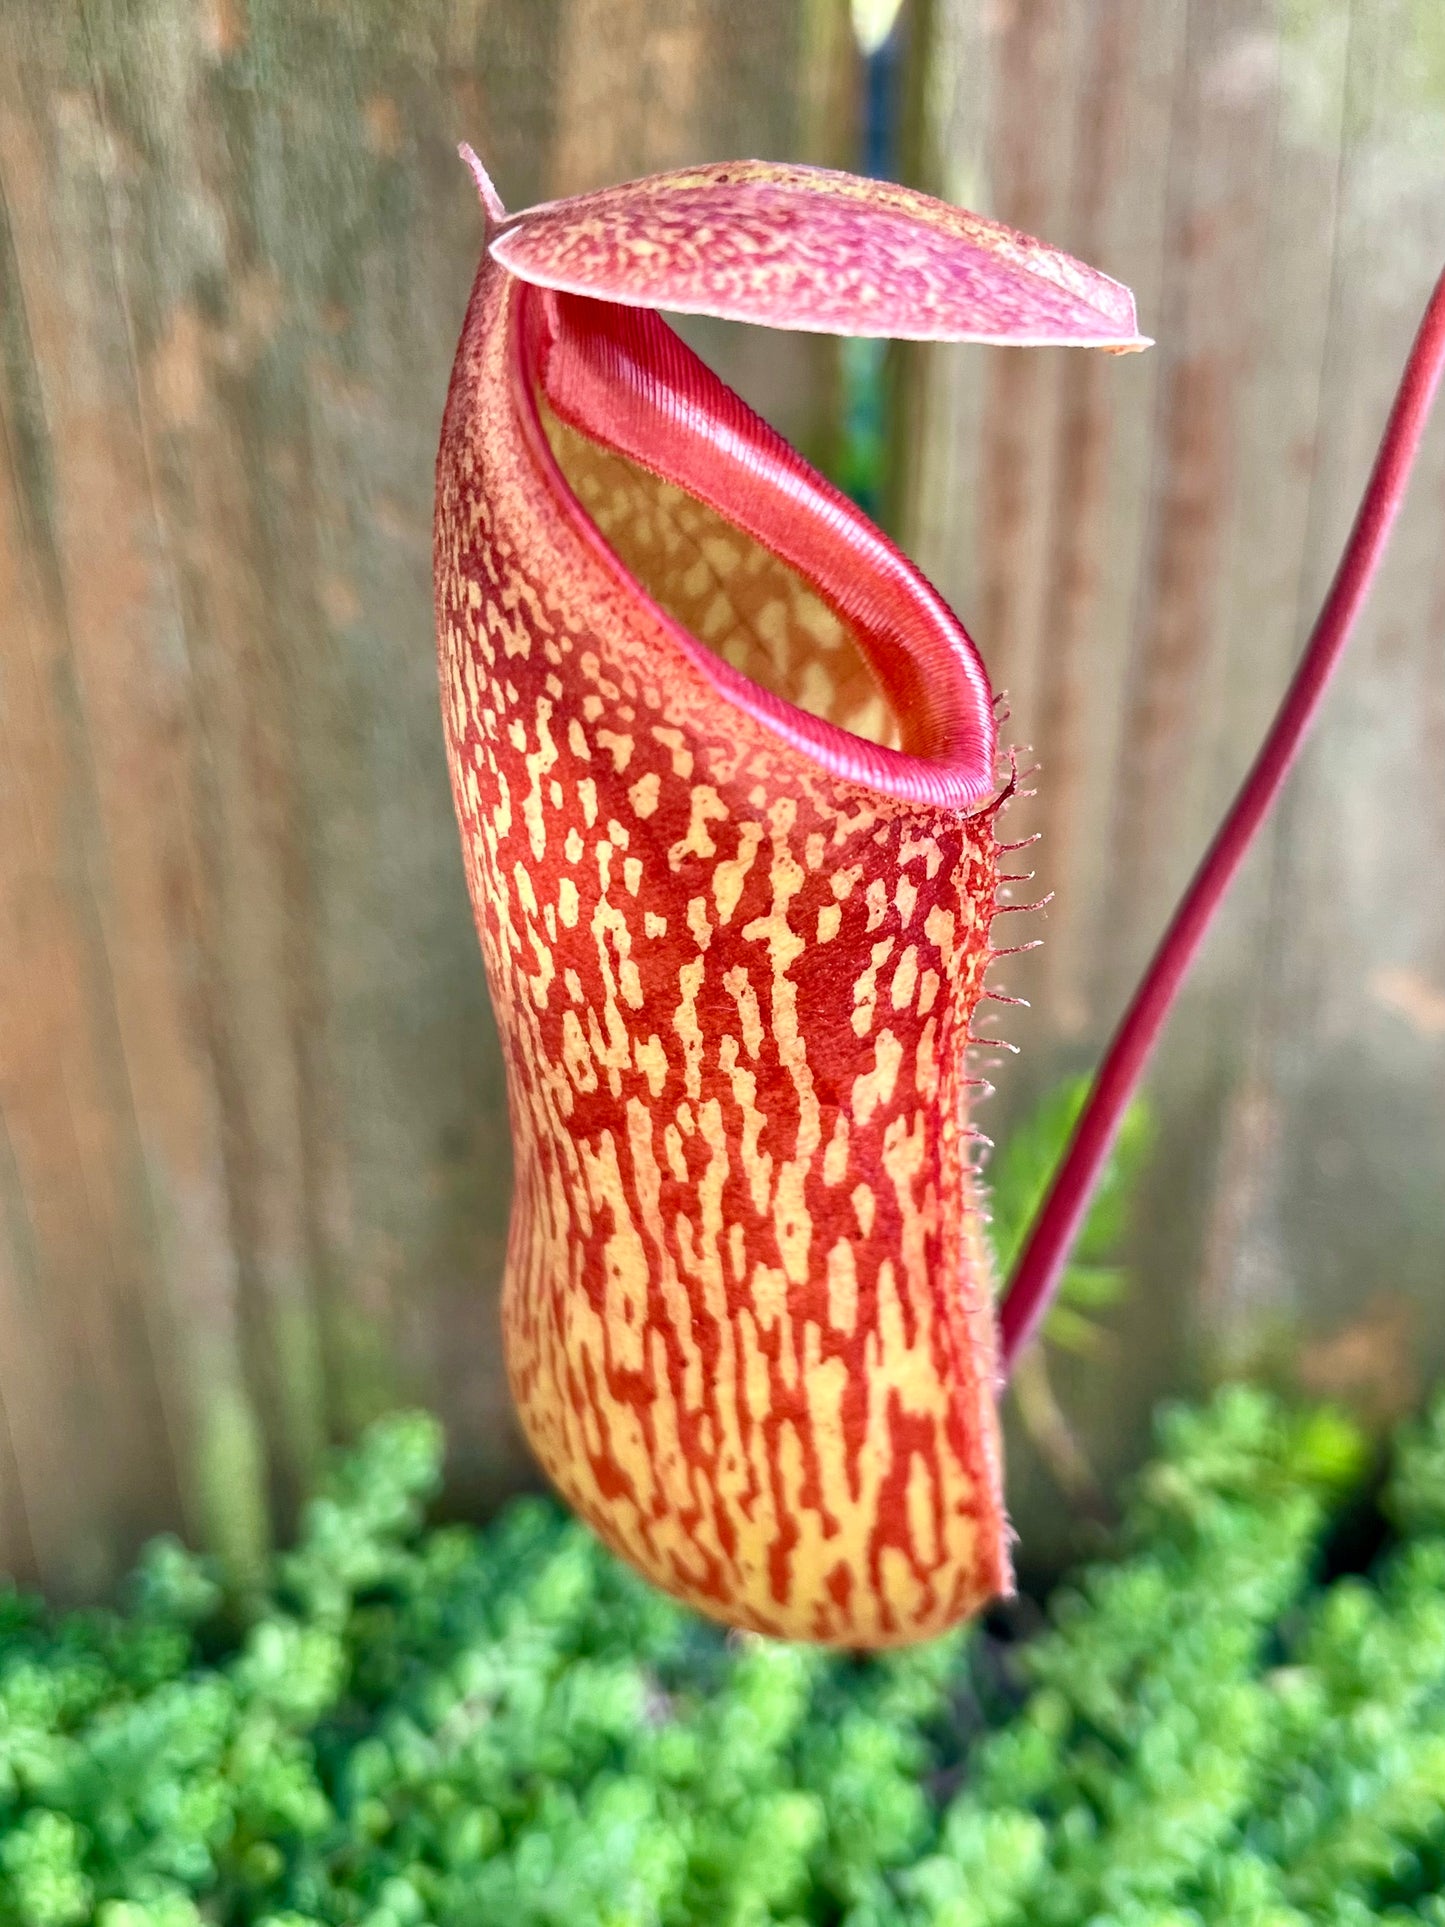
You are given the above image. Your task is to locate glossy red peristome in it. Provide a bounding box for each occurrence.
[435,145,1445,1646]
[522,284,998,806]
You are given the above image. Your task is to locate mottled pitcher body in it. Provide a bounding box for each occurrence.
[435,250,1010,1643]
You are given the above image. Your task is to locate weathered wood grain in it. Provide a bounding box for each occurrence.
[908,0,1445,1570]
[3,0,1443,1596]
[0,0,858,1596]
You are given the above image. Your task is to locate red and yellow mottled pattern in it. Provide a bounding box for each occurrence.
[435,235,1013,1644]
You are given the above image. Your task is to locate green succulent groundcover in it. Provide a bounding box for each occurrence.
[4,1390,1445,1927]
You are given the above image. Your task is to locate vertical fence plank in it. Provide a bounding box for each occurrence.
[0,0,854,1594]
[913,0,1445,1569]
[1,32,267,1586]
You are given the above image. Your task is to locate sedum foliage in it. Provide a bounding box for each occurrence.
[3,1390,1445,1927]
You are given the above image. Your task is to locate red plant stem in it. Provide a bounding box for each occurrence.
[999,266,1445,1372]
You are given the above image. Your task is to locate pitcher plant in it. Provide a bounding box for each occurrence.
[433,148,1445,1646]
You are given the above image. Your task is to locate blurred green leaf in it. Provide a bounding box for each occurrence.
[986,1075,1153,1349]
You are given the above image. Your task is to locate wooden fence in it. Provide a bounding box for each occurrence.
[908,0,1445,1562]
[1,0,1442,1597]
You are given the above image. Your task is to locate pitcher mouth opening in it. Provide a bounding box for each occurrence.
[509,279,999,810]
